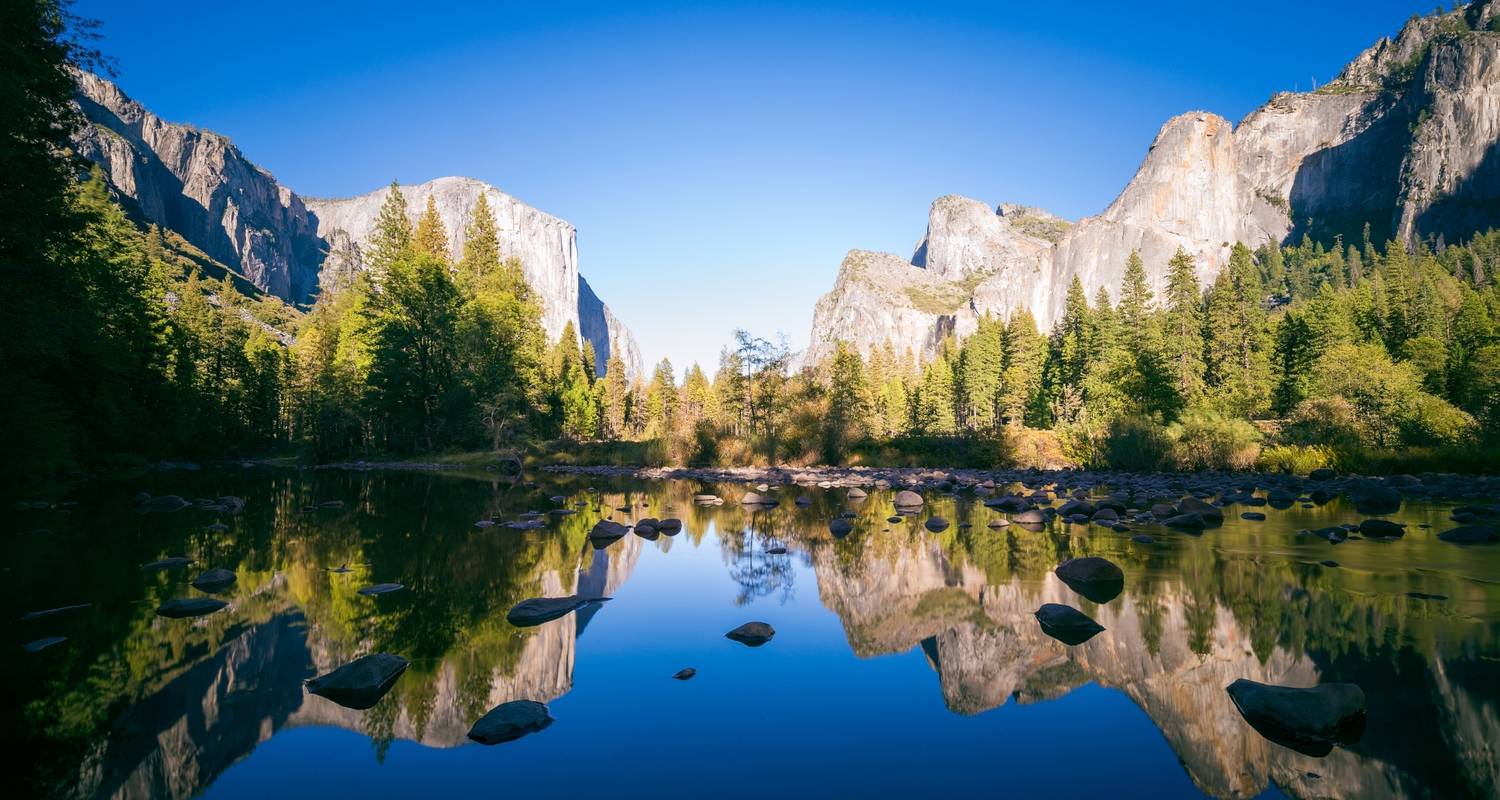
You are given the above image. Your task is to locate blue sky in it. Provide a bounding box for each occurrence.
[78,0,1439,374]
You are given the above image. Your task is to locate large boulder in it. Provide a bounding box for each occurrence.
[590,519,629,544]
[1055,557,1124,604]
[924,516,950,532]
[1437,524,1498,544]
[306,653,409,710]
[1226,679,1366,757]
[1350,484,1402,514]
[1035,603,1105,645]
[725,621,776,647]
[741,491,778,506]
[468,699,554,745]
[1177,496,1223,524]
[828,518,854,537]
[894,490,924,508]
[1161,512,1206,530]
[1358,519,1405,538]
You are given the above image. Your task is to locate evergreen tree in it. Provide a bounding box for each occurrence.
[913,352,957,434]
[413,194,451,264]
[600,352,630,438]
[956,315,1004,430]
[1001,310,1046,426]
[646,358,678,436]
[823,341,869,460]
[1161,248,1206,405]
[369,182,413,276]
[458,193,500,287]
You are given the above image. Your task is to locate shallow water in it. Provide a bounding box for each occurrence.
[4,468,1498,799]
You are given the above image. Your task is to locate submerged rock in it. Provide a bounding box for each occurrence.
[506,595,609,627]
[468,700,554,745]
[1035,603,1105,645]
[156,597,227,618]
[672,667,697,680]
[1226,679,1366,757]
[829,518,854,537]
[306,653,409,710]
[924,516,950,532]
[725,621,776,647]
[190,568,237,593]
[357,583,405,596]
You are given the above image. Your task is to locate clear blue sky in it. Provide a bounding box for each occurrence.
[78,0,1438,375]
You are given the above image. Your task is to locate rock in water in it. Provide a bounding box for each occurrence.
[468,700,554,745]
[894,490,924,508]
[828,518,854,537]
[589,519,629,544]
[1012,509,1046,525]
[141,556,193,571]
[1438,524,1498,544]
[357,583,405,596]
[672,667,697,680]
[23,636,66,653]
[506,595,609,627]
[1034,603,1105,645]
[725,621,776,647]
[1350,485,1402,515]
[19,603,91,622]
[306,653,409,710]
[847,487,868,500]
[156,597,228,618]
[191,568,237,593]
[1358,519,1405,538]
[657,518,683,534]
[924,516,950,532]
[1225,679,1366,757]
[1055,557,1125,604]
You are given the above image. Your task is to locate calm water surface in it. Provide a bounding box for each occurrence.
[3,468,1498,799]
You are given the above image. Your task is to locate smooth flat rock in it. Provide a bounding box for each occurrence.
[1438,524,1498,544]
[357,583,405,596]
[468,699,554,745]
[156,597,227,618]
[1241,512,1266,521]
[306,653,409,710]
[1035,603,1105,645]
[672,667,697,680]
[847,487,868,500]
[1226,679,1366,757]
[590,519,629,543]
[725,621,775,647]
[141,556,193,571]
[507,595,609,627]
[191,568,237,593]
[924,516,950,532]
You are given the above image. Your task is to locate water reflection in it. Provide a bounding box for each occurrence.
[3,470,1498,799]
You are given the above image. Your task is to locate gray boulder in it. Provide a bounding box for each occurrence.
[1035,603,1105,645]
[894,490,923,507]
[190,568,237,593]
[1226,679,1366,757]
[924,516,950,532]
[306,653,410,710]
[1055,557,1124,603]
[507,595,609,627]
[725,621,776,647]
[468,699,554,745]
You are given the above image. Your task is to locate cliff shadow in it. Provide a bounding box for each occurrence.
[1412,135,1500,246]
[1287,93,1412,247]
[576,275,613,376]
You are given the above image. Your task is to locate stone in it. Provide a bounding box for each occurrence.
[1308,468,1338,481]
[357,583,405,596]
[657,518,683,534]
[590,519,629,544]
[1035,603,1106,645]
[156,597,227,618]
[1225,679,1366,757]
[741,491,778,506]
[141,556,192,571]
[1162,512,1207,530]
[306,653,410,710]
[987,518,1010,528]
[847,487,868,500]
[673,668,697,680]
[829,518,854,537]
[19,603,90,622]
[23,636,67,653]
[924,516,950,532]
[1131,534,1155,544]
[1351,485,1402,515]
[1241,512,1266,521]
[190,568,237,593]
[725,621,776,647]
[1358,519,1405,538]
[1406,591,1447,601]
[1012,509,1046,525]
[507,595,608,627]
[894,490,924,507]
[1055,557,1125,603]
[1438,524,1498,544]
[468,700,554,745]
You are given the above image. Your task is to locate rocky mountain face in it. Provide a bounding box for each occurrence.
[808,1,1500,363]
[71,74,641,379]
[306,178,643,378]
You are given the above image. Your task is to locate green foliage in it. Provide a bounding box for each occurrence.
[1104,416,1173,471]
[1257,444,1336,474]
[1165,410,1262,471]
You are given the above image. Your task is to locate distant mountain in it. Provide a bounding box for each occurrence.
[807,0,1500,364]
[70,72,642,379]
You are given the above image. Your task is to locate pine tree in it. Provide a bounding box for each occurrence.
[601,352,629,437]
[823,341,869,460]
[913,352,957,434]
[1161,248,1206,404]
[369,182,413,276]
[413,194,450,264]
[956,315,1004,430]
[646,358,678,437]
[1001,310,1046,426]
[458,193,500,287]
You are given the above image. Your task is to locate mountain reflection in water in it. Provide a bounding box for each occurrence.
[3,469,1497,799]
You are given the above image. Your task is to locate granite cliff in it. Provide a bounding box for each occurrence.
[71,73,641,378]
[808,1,1500,364]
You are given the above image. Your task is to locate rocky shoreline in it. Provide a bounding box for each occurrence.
[542,463,1500,506]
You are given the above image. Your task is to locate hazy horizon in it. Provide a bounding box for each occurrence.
[77,0,1438,375]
